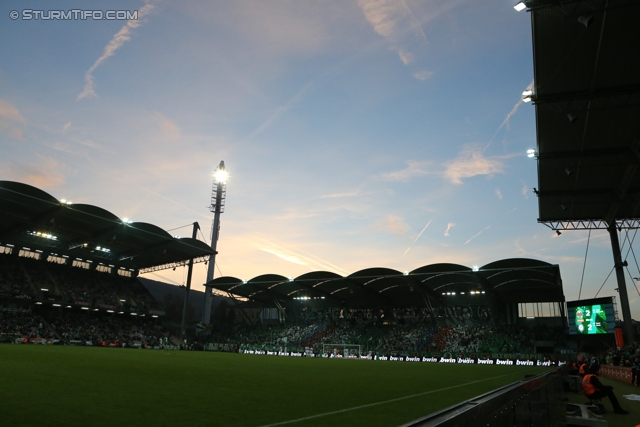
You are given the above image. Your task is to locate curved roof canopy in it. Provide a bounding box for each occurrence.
[206,258,563,308]
[0,181,213,272]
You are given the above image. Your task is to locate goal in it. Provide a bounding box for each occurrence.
[321,343,362,357]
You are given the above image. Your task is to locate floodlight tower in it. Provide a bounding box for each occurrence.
[202,161,227,324]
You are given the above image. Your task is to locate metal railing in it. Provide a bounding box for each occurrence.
[399,368,564,427]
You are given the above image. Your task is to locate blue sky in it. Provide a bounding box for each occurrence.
[1,0,638,318]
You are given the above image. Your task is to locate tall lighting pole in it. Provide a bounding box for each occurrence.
[202,161,227,324]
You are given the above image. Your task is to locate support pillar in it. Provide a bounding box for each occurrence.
[608,223,636,344]
[180,222,199,340]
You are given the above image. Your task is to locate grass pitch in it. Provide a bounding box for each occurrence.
[0,345,550,427]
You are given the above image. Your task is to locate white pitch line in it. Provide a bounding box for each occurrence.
[256,369,537,427]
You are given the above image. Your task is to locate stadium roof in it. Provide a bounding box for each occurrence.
[0,181,213,273]
[529,0,640,229]
[205,258,563,308]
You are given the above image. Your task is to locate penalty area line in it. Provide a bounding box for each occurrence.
[256,368,540,427]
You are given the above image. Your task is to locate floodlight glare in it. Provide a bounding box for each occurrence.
[472,266,479,272]
[527,149,537,158]
[214,169,228,183]
[514,2,526,11]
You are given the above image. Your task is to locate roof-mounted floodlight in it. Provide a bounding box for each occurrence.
[472,266,479,272]
[522,89,533,103]
[527,149,537,158]
[514,2,526,11]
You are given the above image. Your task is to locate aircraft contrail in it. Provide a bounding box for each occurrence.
[403,219,432,256]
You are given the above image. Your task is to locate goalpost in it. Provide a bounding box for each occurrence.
[321,343,362,357]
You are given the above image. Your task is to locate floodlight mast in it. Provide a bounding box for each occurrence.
[202,161,227,324]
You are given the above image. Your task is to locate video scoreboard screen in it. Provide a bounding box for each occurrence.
[567,297,615,334]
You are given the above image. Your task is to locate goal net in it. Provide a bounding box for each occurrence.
[322,343,362,357]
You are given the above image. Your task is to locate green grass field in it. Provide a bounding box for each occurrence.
[0,345,551,427]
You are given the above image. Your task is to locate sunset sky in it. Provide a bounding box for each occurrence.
[1,0,638,318]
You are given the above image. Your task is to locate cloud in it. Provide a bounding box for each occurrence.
[464,225,491,245]
[357,0,427,68]
[0,155,65,189]
[444,144,506,185]
[0,99,27,139]
[260,247,307,266]
[413,70,433,80]
[78,2,157,100]
[251,234,349,275]
[444,222,455,237]
[320,190,361,199]
[495,188,503,199]
[154,112,182,142]
[376,214,409,235]
[398,49,414,65]
[274,210,320,220]
[62,122,71,132]
[380,160,433,181]
[358,0,428,42]
[521,185,528,199]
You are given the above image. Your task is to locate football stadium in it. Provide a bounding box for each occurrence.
[2,1,640,427]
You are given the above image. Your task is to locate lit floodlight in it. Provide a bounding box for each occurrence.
[53,304,61,307]
[460,292,465,294]
[81,307,89,310]
[472,266,479,272]
[35,302,42,305]
[522,89,533,103]
[66,306,71,308]
[514,2,526,11]
[41,288,49,292]
[214,168,228,184]
[527,149,537,158]
[152,315,158,318]
[107,310,114,313]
